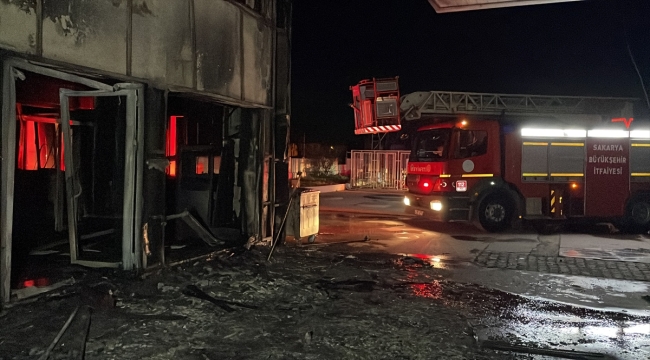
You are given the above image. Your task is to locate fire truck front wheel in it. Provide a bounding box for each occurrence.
[477,193,514,233]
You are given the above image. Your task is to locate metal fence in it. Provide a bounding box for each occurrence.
[350,150,410,189]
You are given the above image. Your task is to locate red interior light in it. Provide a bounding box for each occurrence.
[166,115,181,177]
[23,279,35,288]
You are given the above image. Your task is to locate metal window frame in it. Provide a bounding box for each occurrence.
[1,57,143,303]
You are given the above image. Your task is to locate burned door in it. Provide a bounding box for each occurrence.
[59,86,143,270]
[166,97,233,244]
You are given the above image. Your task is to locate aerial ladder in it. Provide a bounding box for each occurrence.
[351,77,637,139]
[400,90,636,121]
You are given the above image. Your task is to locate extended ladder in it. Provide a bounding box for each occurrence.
[400,91,637,120]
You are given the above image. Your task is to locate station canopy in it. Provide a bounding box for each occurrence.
[428,0,581,13]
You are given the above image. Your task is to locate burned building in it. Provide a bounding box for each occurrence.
[0,0,292,304]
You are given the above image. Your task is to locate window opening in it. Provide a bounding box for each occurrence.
[454,130,488,159]
[410,129,451,162]
[16,104,66,171]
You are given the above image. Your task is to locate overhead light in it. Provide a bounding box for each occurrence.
[631,130,650,139]
[521,128,586,138]
[588,129,629,138]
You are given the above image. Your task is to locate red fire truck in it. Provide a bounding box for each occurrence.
[351,78,650,232]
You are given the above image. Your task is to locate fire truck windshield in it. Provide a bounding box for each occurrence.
[410,129,451,162]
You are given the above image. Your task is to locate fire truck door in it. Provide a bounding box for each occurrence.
[584,137,630,217]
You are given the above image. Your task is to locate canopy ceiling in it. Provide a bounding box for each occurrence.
[428,0,581,13]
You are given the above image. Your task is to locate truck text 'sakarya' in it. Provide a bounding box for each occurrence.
[350,77,650,233]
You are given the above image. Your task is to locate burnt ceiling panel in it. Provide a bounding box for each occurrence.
[428,0,581,13]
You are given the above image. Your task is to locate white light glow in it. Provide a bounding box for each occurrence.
[631,130,650,139]
[430,200,442,211]
[588,129,629,138]
[521,128,586,138]
[403,197,410,206]
[584,326,619,338]
[624,324,650,335]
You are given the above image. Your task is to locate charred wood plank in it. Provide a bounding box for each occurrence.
[182,285,257,311]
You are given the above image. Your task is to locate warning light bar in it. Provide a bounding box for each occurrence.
[521,128,586,138]
[588,130,629,138]
[631,130,650,139]
[522,128,650,139]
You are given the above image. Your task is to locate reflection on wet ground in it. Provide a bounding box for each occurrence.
[299,206,650,358]
[385,253,650,359]
[318,213,451,240]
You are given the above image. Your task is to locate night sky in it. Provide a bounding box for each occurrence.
[291,0,650,147]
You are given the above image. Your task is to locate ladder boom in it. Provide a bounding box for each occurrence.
[401,91,637,120]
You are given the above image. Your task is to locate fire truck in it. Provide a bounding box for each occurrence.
[351,78,650,232]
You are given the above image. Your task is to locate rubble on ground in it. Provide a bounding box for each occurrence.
[1,247,645,359]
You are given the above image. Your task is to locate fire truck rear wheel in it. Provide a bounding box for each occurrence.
[623,199,650,233]
[478,194,513,233]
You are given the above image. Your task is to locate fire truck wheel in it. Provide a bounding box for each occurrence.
[623,199,650,233]
[478,194,513,233]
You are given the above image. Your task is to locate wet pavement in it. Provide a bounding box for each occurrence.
[2,247,650,359]
[317,190,650,270]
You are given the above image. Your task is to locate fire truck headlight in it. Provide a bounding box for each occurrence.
[430,200,443,211]
[404,197,410,206]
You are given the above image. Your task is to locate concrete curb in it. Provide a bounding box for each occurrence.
[320,206,414,217]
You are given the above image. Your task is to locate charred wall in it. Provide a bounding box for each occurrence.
[0,0,277,108]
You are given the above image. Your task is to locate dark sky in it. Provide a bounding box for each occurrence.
[290,0,650,147]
